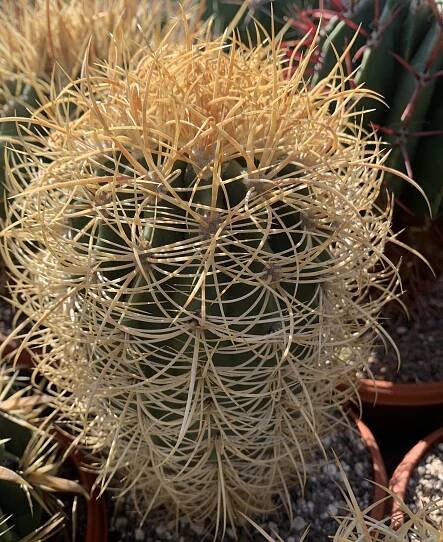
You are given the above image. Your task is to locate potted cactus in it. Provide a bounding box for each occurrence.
[0,14,403,539]
[0,363,108,541]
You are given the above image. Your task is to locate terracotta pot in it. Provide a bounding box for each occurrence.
[358,378,443,407]
[353,415,389,520]
[0,332,109,542]
[0,331,35,368]
[57,433,109,542]
[389,426,443,525]
[354,379,443,460]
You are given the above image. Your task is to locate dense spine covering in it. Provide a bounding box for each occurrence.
[1,25,400,535]
[0,0,201,219]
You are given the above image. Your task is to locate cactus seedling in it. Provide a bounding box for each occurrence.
[1,21,401,535]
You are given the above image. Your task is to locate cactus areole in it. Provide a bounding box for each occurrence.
[2,29,399,532]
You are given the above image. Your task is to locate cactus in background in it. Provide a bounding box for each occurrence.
[0,0,201,85]
[307,0,443,226]
[203,0,320,42]
[0,365,87,541]
[1,23,400,535]
[0,0,202,220]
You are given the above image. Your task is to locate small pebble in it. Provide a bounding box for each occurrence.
[292,516,306,531]
[327,504,338,516]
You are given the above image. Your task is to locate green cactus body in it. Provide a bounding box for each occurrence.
[353,0,407,127]
[310,0,443,222]
[312,0,378,84]
[403,76,443,219]
[0,83,40,219]
[384,19,443,190]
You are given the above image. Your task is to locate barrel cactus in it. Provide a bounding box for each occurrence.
[1,25,400,534]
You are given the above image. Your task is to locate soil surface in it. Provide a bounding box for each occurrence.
[362,275,443,383]
[109,417,375,542]
[405,440,443,528]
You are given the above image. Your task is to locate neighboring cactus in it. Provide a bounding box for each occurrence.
[333,483,443,541]
[308,0,443,224]
[0,0,202,219]
[0,365,87,541]
[0,0,201,84]
[1,24,400,535]
[203,0,322,42]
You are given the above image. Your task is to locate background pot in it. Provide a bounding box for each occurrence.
[389,426,443,525]
[58,434,109,542]
[358,378,443,407]
[354,377,443,475]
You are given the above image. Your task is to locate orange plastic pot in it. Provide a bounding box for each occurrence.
[389,426,443,525]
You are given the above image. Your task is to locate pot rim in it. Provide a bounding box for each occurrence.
[389,426,443,522]
[357,378,443,406]
[353,414,389,521]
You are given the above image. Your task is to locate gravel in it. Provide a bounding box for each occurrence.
[360,275,443,384]
[109,418,375,542]
[405,441,443,527]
